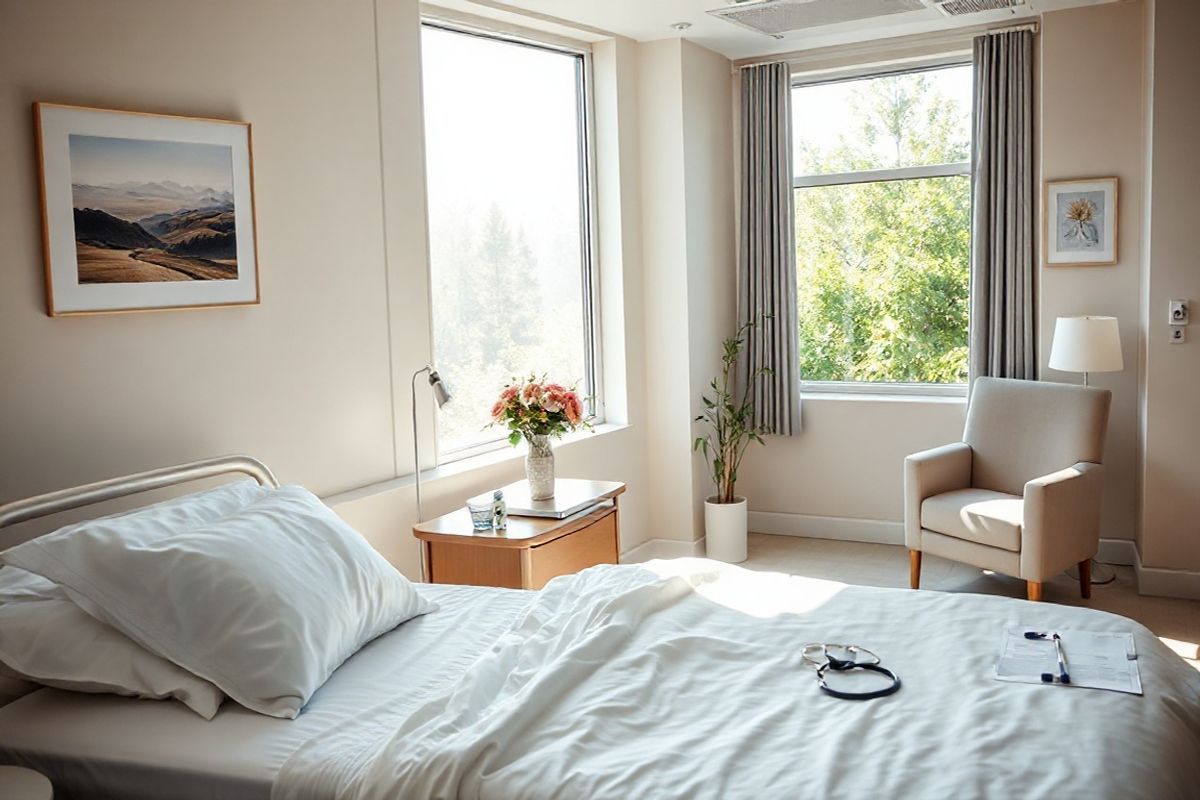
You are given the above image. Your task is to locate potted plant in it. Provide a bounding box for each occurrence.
[693,318,771,563]
[490,375,589,500]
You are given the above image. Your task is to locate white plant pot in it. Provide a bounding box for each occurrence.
[704,496,748,563]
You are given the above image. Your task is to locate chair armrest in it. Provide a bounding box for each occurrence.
[904,442,973,549]
[1020,462,1105,582]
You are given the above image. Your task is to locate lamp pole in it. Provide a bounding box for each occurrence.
[412,364,451,525]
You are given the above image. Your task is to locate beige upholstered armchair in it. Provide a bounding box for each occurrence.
[905,377,1112,602]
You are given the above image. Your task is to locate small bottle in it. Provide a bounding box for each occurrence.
[492,490,507,531]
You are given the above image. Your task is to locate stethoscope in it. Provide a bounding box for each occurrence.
[801,643,902,700]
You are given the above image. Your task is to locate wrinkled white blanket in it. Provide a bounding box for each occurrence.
[277,559,1200,799]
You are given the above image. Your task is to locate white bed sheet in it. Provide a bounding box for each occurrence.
[0,584,532,800]
[278,560,1200,800]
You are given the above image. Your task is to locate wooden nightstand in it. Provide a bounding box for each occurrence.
[413,479,625,590]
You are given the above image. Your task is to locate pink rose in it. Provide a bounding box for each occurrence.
[490,400,505,421]
[522,383,542,403]
[564,395,583,425]
[501,386,519,401]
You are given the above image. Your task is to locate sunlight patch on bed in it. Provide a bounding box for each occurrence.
[643,557,846,618]
[1158,636,1200,670]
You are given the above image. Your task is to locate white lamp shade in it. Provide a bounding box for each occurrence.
[1048,316,1124,374]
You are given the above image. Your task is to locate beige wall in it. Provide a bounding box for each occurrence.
[1140,0,1200,572]
[681,40,738,530]
[1040,0,1146,544]
[636,39,697,543]
[0,0,653,572]
[636,38,738,544]
[740,397,966,527]
[0,0,396,502]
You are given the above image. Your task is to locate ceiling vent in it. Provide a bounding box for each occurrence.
[928,0,1026,15]
[707,0,927,38]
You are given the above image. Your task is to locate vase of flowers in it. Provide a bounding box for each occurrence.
[491,376,589,500]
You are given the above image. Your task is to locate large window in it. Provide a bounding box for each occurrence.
[792,64,972,389]
[421,24,598,457]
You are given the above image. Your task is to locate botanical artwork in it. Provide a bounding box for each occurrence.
[1044,178,1118,267]
[36,103,259,315]
[1055,190,1106,253]
[69,135,238,283]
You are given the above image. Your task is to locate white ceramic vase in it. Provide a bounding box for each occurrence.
[525,434,555,500]
[704,496,748,563]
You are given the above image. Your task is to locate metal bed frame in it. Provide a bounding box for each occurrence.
[0,455,279,530]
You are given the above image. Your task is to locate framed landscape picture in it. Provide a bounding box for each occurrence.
[1044,177,1118,267]
[34,103,259,316]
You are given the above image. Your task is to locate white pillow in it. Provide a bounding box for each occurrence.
[2,486,435,719]
[0,566,225,718]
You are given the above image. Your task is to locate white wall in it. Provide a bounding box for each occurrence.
[1040,1,1146,545]
[635,38,738,545]
[681,40,738,527]
[0,0,653,574]
[636,39,697,544]
[1140,0,1200,574]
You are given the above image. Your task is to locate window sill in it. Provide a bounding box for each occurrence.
[801,383,966,404]
[430,422,624,482]
[324,423,630,507]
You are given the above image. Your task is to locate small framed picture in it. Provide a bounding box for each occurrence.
[1044,177,1118,267]
[34,102,259,316]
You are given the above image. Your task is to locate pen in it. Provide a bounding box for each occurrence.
[1051,633,1070,684]
[1025,630,1071,684]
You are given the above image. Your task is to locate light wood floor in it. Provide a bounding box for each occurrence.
[742,533,1200,671]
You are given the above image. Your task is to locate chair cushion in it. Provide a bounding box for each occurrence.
[921,488,1024,552]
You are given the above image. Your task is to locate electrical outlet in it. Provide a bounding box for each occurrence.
[1170,326,1186,344]
[1169,299,1189,325]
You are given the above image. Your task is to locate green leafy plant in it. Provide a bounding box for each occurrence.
[693,317,772,505]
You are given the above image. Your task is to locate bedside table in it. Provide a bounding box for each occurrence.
[0,766,52,800]
[413,479,625,590]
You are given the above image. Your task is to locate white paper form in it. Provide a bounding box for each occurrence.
[995,627,1143,695]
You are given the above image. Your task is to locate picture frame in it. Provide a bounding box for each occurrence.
[34,102,260,316]
[1043,177,1118,267]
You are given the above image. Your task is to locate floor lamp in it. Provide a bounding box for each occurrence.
[412,365,451,579]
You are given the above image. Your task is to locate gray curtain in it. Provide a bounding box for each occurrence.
[739,61,801,435]
[970,30,1036,384]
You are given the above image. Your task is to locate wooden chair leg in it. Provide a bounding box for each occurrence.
[909,550,922,590]
[1078,559,1092,600]
[1027,581,1043,602]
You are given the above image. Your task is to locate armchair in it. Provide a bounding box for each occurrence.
[905,377,1111,601]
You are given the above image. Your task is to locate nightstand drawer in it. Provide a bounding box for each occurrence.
[526,507,618,589]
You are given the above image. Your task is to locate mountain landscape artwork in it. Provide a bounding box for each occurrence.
[68,134,239,283]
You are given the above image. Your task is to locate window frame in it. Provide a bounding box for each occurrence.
[419,19,604,464]
[791,60,972,398]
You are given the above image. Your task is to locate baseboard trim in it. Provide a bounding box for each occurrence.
[621,537,706,563]
[1096,538,1137,567]
[625,518,1200,600]
[1134,548,1200,600]
[748,511,904,546]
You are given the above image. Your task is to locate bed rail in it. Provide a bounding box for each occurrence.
[0,455,279,530]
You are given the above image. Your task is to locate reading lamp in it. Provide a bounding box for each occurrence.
[1048,316,1123,386]
[1048,316,1121,588]
[411,365,451,525]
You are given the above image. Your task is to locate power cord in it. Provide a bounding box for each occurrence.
[1065,558,1117,586]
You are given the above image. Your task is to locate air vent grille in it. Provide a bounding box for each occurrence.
[933,0,1024,16]
[708,0,927,37]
